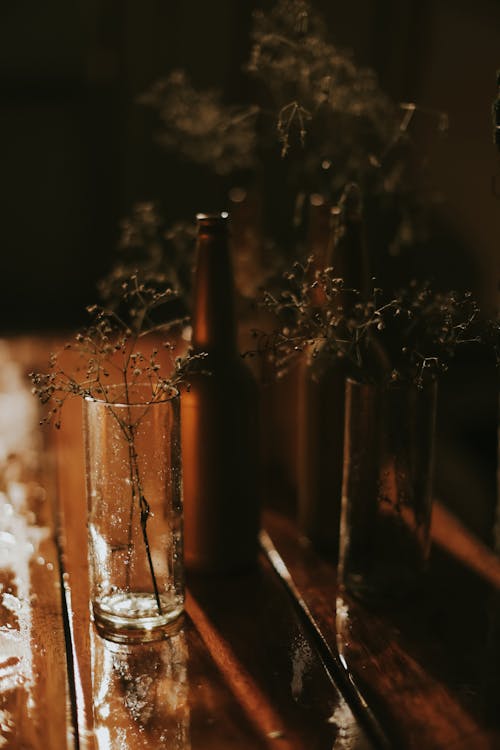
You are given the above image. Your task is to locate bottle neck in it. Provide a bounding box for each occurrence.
[329,185,369,298]
[191,223,237,354]
[333,220,369,292]
[307,196,332,309]
[307,195,331,270]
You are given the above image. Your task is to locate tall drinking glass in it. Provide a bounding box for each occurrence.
[84,384,183,642]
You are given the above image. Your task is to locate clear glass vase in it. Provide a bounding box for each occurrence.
[83,384,184,642]
[338,378,437,602]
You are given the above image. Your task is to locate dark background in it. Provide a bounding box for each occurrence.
[1,0,500,543]
[1,0,500,329]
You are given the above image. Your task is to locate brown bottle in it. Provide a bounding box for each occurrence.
[334,184,369,294]
[306,194,331,264]
[305,193,333,309]
[297,184,369,559]
[181,212,260,573]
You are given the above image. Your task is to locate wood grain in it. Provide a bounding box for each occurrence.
[12,335,495,748]
[0,339,72,749]
[46,339,372,749]
[263,509,500,750]
[89,616,268,750]
[187,560,373,750]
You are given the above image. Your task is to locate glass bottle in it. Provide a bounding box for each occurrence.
[297,184,369,559]
[339,378,437,602]
[181,212,260,573]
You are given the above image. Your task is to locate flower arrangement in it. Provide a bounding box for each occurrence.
[98,202,196,317]
[30,275,205,616]
[254,259,480,389]
[139,70,258,177]
[123,0,447,297]
[30,275,203,424]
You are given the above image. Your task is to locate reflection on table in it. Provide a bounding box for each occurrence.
[1,337,500,749]
[91,626,189,749]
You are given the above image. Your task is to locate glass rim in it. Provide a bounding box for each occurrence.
[196,210,229,223]
[84,382,180,407]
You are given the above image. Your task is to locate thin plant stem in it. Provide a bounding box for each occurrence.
[138,490,163,614]
[123,362,135,590]
[130,435,163,614]
[119,324,163,615]
[101,367,162,615]
[125,430,136,591]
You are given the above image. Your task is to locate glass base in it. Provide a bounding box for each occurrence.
[93,592,184,643]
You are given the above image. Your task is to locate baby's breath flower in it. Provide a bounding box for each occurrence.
[139,70,257,175]
[252,254,479,386]
[30,274,207,428]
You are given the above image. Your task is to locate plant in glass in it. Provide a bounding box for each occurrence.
[30,276,206,641]
[255,261,480,599]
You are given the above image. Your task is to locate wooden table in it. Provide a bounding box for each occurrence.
[1,337,500,749]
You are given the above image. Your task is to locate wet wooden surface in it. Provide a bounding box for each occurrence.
[2,336,500,749]
[0,339,72,749]
[263,510,500,750]
[0,338,372,749]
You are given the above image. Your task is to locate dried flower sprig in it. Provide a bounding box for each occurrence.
[139,70,258,176]
[31,274,205,429]
[98,201,196,315]
[248,0,396,164]
[253,259,480,388]
[248,0,449,284]
[137,0,448,281]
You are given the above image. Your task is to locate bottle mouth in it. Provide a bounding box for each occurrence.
[196,211,229,230]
